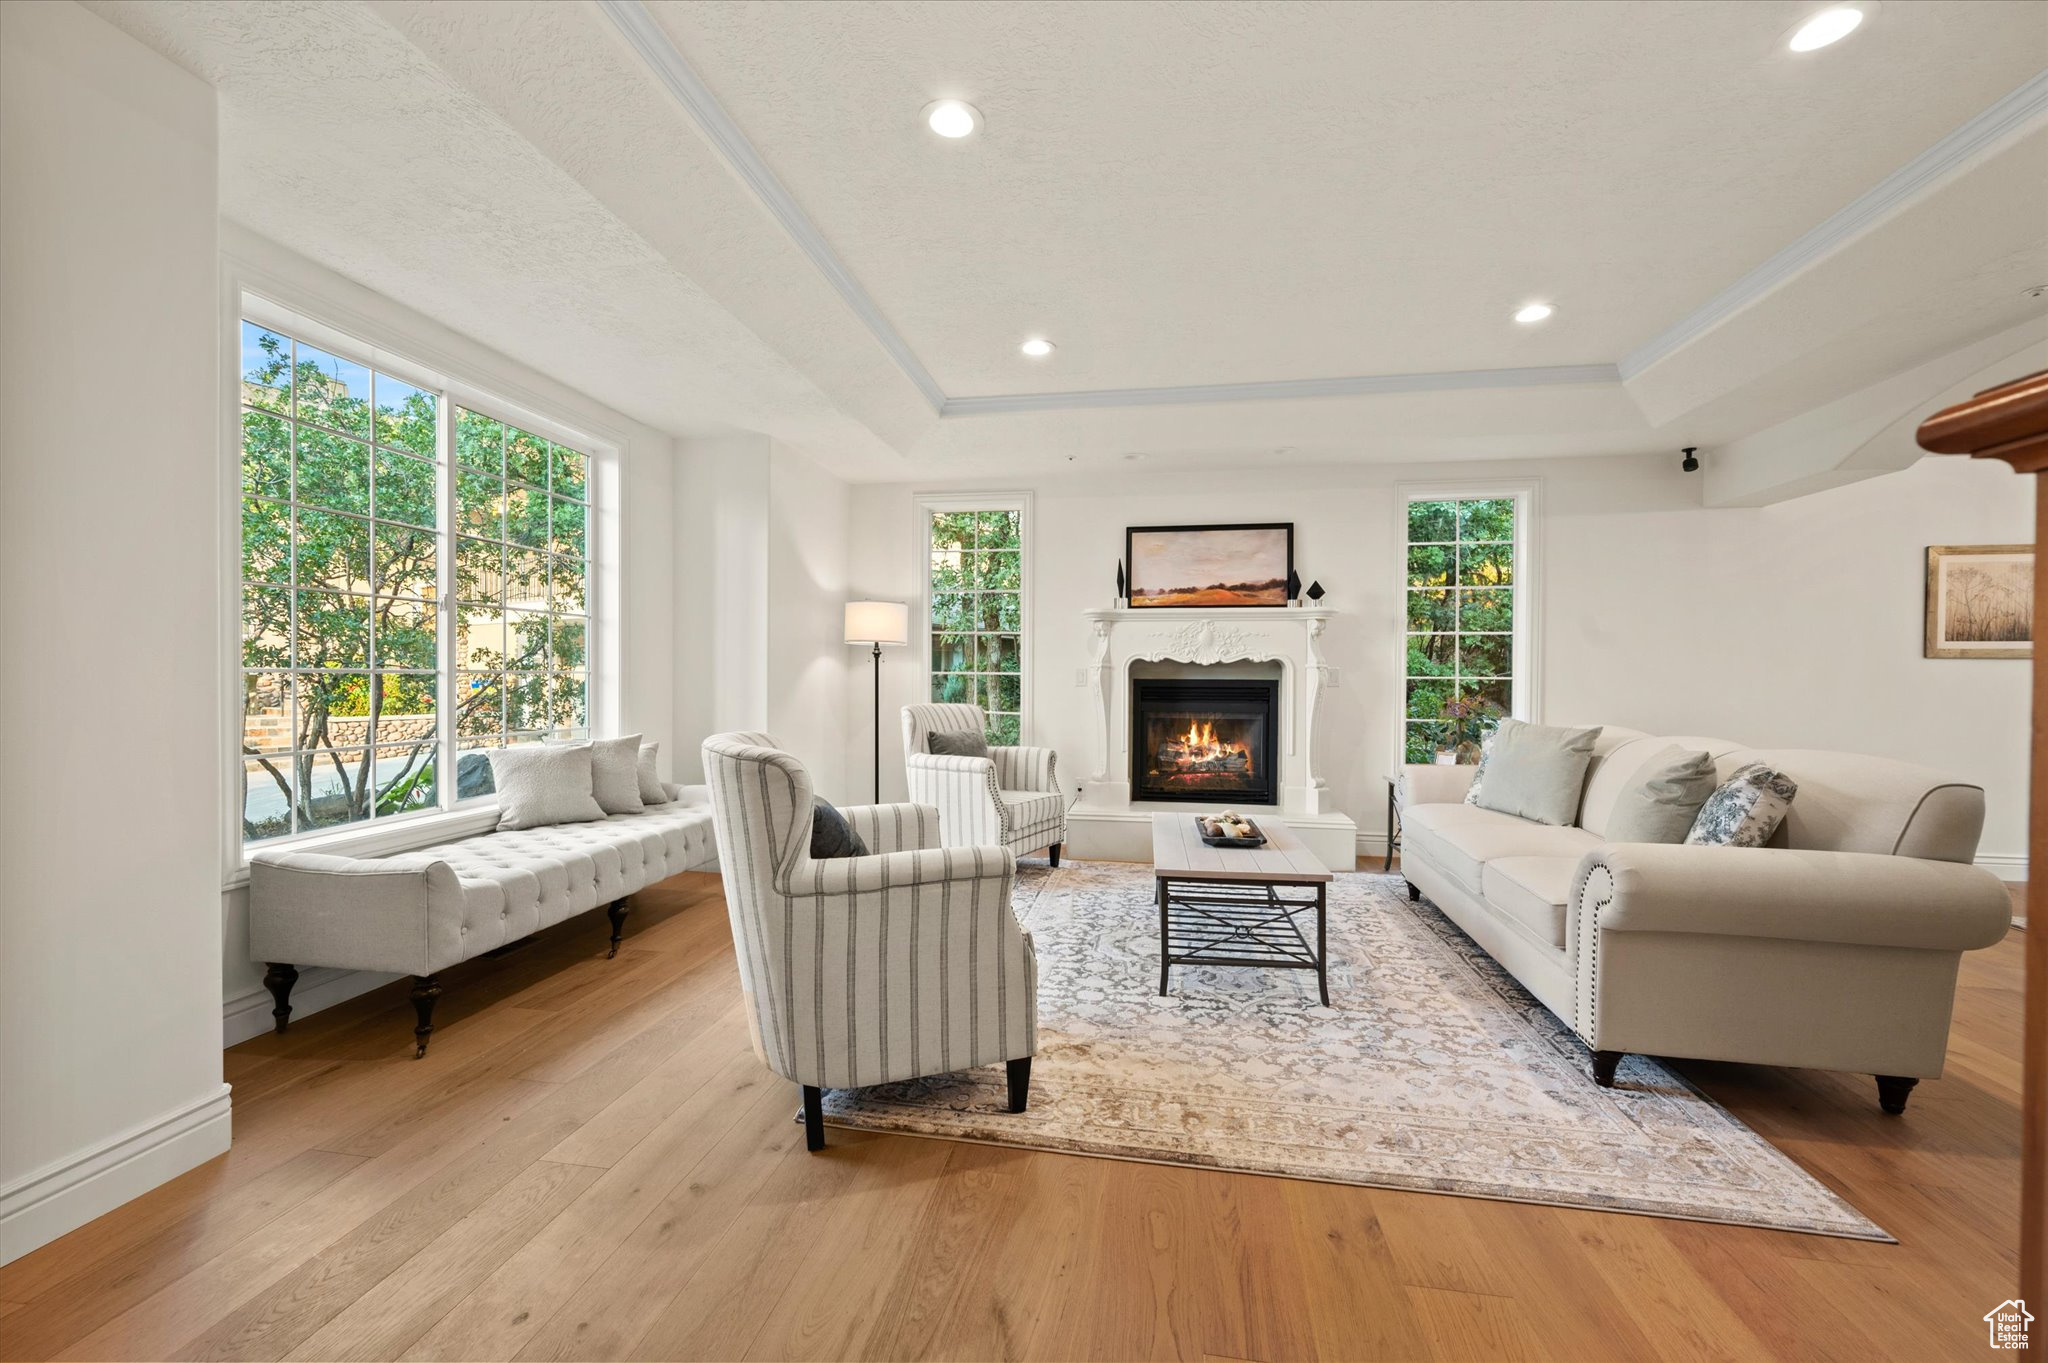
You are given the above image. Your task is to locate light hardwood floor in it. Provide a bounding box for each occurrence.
[0,868,2027,1362]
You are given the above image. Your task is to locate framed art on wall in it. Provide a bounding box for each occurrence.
[1925,544,2033,659]
[1125,523,1294,608]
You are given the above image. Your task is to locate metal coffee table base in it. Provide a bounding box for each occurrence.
[1156,876,1329,1006]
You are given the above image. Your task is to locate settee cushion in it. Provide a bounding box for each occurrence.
[488,744,607,829]
[1480,856,1577,949]
[591,734,646,815]
[1400,803,1599,896]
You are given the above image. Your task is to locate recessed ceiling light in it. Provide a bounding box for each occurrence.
[1020,337,1055,358]
[1513,303,1554,325]
[923,99,981,139]
[1788,6,1865,52]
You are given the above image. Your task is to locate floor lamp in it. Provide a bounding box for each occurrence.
[844,601,909,803]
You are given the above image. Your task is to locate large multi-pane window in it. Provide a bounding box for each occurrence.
[1403,496,1519,763]
[928,507,1024,744]
[238,318,592,846]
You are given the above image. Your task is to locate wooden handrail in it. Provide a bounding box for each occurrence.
[1917,367,2047,1313]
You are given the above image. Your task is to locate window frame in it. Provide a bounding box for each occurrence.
[913,490,1034,745]
[1392,482,1540,765]
[224,290,615,878]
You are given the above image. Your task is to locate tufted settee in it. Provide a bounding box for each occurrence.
[248,784,719,1055]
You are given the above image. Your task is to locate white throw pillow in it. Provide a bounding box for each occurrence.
[1468,717,1602,826]
[591,734,645,815]
[1685,763,1798,848]
[1605,746,1718,843]
[637,742,671,805]
[489,744,606,829]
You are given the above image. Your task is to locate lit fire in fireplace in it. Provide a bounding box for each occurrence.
[1155,718,1253,777]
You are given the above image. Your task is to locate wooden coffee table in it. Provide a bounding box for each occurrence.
[1150,813,1334,1005]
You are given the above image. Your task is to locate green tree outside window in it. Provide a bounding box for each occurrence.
[928,508,1023,744]
[1404,497,1516,763]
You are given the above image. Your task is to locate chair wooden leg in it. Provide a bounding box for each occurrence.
[1007,1057,1033,1113]
[802,1084,825,1151]
[1876,1075,1919,1114]
[409,975,442,1059]
[262,962,297,1035]
[1048,842,1062,869]
[1592,1049,1622,1087]
[605,899,629,958]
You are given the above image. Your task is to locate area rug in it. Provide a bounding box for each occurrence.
[822,860,1888,1241]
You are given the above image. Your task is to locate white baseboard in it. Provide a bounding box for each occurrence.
[1975,853,2027,884]
[222,966,399,1048]
[0,1084,232,1267]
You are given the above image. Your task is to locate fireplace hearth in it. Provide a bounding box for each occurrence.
[1131,678,1279,805]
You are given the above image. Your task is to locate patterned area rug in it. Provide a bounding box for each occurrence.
[823,861,1888,1240]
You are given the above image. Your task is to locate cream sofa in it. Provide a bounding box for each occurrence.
[1397,727,2013,1112]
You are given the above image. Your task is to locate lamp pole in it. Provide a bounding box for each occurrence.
[870,638,883,803]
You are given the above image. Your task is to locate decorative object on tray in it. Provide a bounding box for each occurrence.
[1197,810,1266,847]
[1125,522,1294,608]
[1924,544,2032,659]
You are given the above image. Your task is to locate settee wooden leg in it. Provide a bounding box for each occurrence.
[1048,842,1062,869]
[801,1085,825,1151]
[1876,1075,1919,1114]
[262,962,298,1035]
[409,975,442,1059]
[1592,1050,1623,1087]
[1007,1057,1033,1113]
[605,899,630,958]
[1405,880,1420,903]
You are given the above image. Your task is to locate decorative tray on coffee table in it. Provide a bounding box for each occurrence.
[1196,815,1267,849]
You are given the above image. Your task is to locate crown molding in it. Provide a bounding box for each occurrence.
[600,1,2043,422]
[594,0,949,414]
[1619,67,2048,382]
[938,364,1621,416]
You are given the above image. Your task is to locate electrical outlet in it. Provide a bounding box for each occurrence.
[1075,668,1090,687]
[1324,668,1340,688]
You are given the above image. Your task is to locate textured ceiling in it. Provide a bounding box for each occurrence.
[651,0,2047,396]
[81,0,2048,479]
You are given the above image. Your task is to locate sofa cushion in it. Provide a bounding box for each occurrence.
[928,729,991,759]
[1469,719,1602,826]
[1579,734,1745,835]
[488,744,606,829]
[1401,802,1600,896]
[1687,762,1798,848]
[809,798,870,859]
[1605,747,1718,843]
[591,734,646,815]
[998,789,1065,845]
[1480,856,1578,949]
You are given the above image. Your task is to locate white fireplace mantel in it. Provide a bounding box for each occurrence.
[1068,606,1356,865]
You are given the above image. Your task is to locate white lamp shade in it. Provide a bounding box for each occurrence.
[844,600,909,646]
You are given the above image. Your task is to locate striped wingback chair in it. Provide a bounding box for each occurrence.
[700,732,1038,1151]
[900,702,1067,866]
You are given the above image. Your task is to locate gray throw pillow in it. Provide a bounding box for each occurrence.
[810,798,869,859]
[1469,717,1603,826]
[1604,746,1718,843]
[1686,763,1798,848]
[488,744,606,830]
[591,734,645,815]
[636,742,671,805]
[927,729,990,760]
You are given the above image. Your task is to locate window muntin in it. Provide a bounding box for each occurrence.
[928,508,1023,745]
[238,319,592,846]
[1403,496,1517,763]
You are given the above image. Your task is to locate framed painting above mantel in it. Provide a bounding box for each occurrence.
[1125,522,1294,609]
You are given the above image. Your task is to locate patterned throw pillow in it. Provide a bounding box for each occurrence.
[1684,763,1798,847]
[809,798,870,859]
[927,729,991,760]
[1462,731,1498,806]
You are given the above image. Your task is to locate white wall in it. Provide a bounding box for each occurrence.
[216,228,685,1044]
[767,444,853,802]
[0,1,228,1263]
[846,452,2031,869]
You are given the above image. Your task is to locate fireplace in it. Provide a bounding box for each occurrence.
[1130,678,1279,805]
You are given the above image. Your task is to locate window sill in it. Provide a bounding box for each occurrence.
[224,803,502,892]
